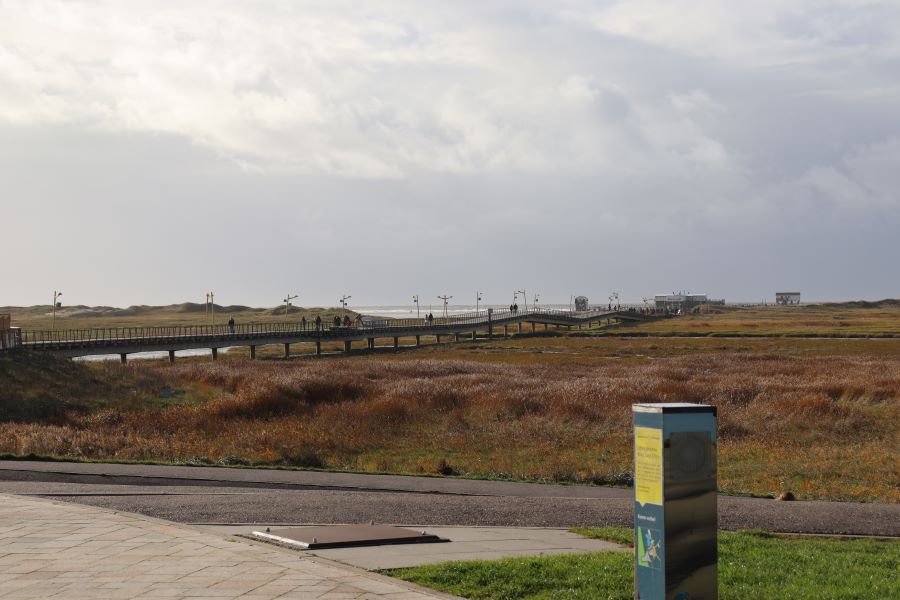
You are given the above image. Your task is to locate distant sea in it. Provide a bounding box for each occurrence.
[354,304,575,318]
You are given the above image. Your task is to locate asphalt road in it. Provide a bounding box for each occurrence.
[1,461,897,536]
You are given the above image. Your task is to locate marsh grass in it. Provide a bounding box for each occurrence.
[2,337,897,501]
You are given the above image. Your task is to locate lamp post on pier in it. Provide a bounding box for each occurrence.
[206,292,215,324]
[283,294,298,317]
[340,295,352,317]
[51,291,62,330]
[517,289,527,312]
[413,295,420,320]
[437,295,452,319]
[476,291,482,313]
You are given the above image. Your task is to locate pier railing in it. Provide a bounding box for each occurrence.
[19,307,654,349]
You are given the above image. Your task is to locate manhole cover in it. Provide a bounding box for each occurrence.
[250,525,449,549]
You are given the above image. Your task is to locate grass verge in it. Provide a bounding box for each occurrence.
[385,528,900,600]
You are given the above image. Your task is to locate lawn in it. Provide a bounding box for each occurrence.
[386,528,900,599]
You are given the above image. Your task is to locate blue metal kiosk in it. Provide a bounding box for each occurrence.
[633,403,717,600]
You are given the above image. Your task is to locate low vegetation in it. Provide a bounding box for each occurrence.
[386,528,900,600]
[614,302,900,337]
[1,332,897,502]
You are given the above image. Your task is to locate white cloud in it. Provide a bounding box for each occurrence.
[0,1,898,304]
[0,0,768,178]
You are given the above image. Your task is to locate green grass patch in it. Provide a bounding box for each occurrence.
[569,526,634,547]
[385,529,900,600]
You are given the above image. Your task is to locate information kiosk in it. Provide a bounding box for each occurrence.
[632,403,717,600]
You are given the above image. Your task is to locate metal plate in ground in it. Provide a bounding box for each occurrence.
[250,525,449,549]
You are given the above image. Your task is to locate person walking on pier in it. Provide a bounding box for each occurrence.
[227,316,235,333]
[315,315,322,331]
[301,316,307,330]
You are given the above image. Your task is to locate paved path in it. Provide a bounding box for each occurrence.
[202,525,627,570]
[1,461,897,536]
[0,494,457,599]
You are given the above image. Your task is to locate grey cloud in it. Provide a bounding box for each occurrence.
[0,1,898,306]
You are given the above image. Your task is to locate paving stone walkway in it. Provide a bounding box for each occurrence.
[0,494,457,599]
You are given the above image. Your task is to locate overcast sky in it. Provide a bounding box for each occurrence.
[2,0,898,308]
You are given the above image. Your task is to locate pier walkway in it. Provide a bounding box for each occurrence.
[15,308,662,362]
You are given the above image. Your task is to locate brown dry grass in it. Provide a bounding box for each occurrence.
[2,340,897,502]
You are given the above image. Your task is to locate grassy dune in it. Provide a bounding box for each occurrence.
[1,335,897,502]
[615,303,900,337]
[3,303,355,331]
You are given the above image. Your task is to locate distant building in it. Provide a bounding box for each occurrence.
[776,292,801,305]
[574,296,589,311]
[654,293,723,312]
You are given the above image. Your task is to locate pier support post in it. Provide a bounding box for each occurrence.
[344,340,352,353]
[120,353,127,365]
[455,333,461,342]
[284,343,290,358]
[531,322,536,333]
[518,322,523,333]
[168,350,176,364]
[504,325,509,336]
[211,348,218,361]
[471,330,477,340]
[367,338,375,350]
[249,345,256,359]
[393,337,399,349]
[436,334,442,343]
[415,335,421,346]
[315,341,322,356]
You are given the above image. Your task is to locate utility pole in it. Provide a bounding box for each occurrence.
[52,290,62,330]
[476,291,482,313]
[517,289,527,312]
[340,295,352,316]
[283,294,298,317]
[437,295,452,318]
[412,295,420,320]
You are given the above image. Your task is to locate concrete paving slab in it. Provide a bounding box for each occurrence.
[0,494,459,599]
[199,524,628,570]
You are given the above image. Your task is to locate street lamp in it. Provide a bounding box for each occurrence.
[476,291,483,313]
[206,292,215,324]
[437,295,452,318]
[340,295,352,316]
[283,294,299,317]
[516,289,527,312]
[534,293,540,307]
[412,295,420,320]
[52,291,62,329]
